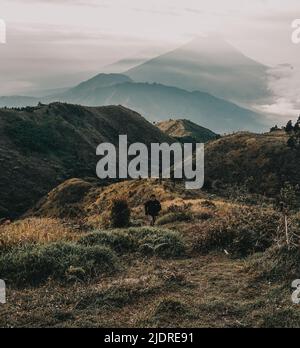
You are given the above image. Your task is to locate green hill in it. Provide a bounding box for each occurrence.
[0,102,174,219]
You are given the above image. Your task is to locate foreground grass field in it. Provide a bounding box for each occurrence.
[1,179,300,328]
[2,254,299,328]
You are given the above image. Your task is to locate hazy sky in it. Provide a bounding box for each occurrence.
[0,0,299,120]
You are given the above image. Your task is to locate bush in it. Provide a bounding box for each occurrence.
[0,242,119,286]
[79,230,137,253]
[193,207,280,258]
[110,199,130,228]
[78,227,185,258]
[249,244,300,282]
[137,228,185,258]
[156,212,192,226]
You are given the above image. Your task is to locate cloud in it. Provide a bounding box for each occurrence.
[1,0,299,124]
[0,22,164,95]
[257,64,300,122]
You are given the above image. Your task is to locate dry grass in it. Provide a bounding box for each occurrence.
[2,178,298,327]
[2,254,300,328]
[0,218,77,249]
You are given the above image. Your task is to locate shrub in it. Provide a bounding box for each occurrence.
[110,199,130,228]
[79,230,137,253]
[78,227,185,258]
[193,206,280,258]
[0,242,119,286]
[156,212,192,226]
[132,227,186,258]
[248,244,300,282]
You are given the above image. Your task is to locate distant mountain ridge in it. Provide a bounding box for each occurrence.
[0,73,267,133]
[157,119,219,143]
[0,37,274,132]
[57,80,265,133]
[60,73,133,98]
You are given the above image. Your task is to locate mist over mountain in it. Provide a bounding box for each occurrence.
[0,96,39,108]
[56,78,265,133]
[0,37,275,133]
[0,74,267,133]
[126,37,272,106]
[59,73,133,99]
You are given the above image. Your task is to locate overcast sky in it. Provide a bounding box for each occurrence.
[0,0,299,120]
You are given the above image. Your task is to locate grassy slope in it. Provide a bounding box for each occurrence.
[0,103,174,219]
[205,130,300,196]
[156,119,218,143]
[1,179,300,328]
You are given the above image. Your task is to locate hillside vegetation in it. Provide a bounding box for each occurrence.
[0,72,266,133]
[1,178,300,327]
[205,130,298,196]
[1,103,300,327]
[0,103,174,219]
[1,105,296,221]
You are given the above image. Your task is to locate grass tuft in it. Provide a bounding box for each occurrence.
[0,242,119,286]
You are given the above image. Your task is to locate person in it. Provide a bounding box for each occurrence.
[145,194,161,226]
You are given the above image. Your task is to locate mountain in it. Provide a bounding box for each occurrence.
[0,73,268,133]
[0,74,132,108]
[59,73,133,100]
[56,81,265,133]
[157,119,219,143]
[126,36,272,105]
[0,102,174,219]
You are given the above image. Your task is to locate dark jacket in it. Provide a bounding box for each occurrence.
[145,199,161,217]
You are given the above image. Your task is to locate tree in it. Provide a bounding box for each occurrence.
[287,136,297,149]
[110,198,131,228]
[294,122,300,133]
[270,125,279,132]
[285,120,294,133]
